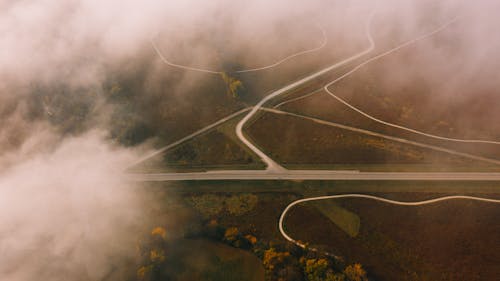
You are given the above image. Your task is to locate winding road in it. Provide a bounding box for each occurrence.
[137,11,500,174]
[141,9,500,264]
[236,12,376,171]
[150,23,327,74]
[321,20,500,145]
[278,194,500,252]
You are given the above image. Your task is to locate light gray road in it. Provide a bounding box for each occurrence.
[150,24,327,74]
[322,18,500,145]
[127,107,251,169]
[279,194,500,253]
[261,108,500,165]
[129,170,500,181]
[236,13,376,171]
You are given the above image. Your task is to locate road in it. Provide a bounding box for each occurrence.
[236,12,376,171]
[150,23,327,74]
[127,107,251,169]
[279,194,500,253]
[137,11,500,175]
[129,170,500,181]
[322,18,500,145]
[261,107,500,165]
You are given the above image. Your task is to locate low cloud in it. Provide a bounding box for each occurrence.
[0,131,145,281]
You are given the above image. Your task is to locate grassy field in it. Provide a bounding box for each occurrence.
[278,90,500,161]
[308,201,361,237]
[245,112,500,171]
[164,239,264,281]
[146,180,500,194]
[133,128,265,172]
[144,180,500,280]
[271,16,500,162]
[285,195,500,281]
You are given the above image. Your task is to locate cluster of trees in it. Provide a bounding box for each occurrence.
[261,247,367,281]
[302,258,367,281]
[199,220,368,281]
[220,72,243,97]
[136,227,169,281]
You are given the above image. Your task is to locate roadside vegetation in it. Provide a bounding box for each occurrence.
[132,129,265,172]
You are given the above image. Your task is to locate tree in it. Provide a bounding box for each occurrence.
[263,248,291,272]
[344,263,367,281]
[304,258,329,281]
[220,72,243,97]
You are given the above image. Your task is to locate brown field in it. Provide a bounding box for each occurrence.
[270,17,500,162]
[164,239,265,281]
[284,193,500,281]
[278,90,500,161]
[245,112,499,171]
[133,129,265,172]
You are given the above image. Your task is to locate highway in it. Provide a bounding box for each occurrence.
[129,170,500,181]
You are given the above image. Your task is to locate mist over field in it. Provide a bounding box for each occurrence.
[1,0,500,280]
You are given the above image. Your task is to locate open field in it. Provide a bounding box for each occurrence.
[145,180,500,194]
[269,16,500,163]
[309,201,360,237]
[133,129,264,172]
[154,181,500,280]
[245,112,500,171]
[285,195,500,280]
[164,239,264,281]
[278,90,500,161]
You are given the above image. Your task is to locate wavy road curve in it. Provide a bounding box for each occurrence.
[323,19,500,145]
[279,194,500,252]
[236,12,376,171]
[150,23,327,75]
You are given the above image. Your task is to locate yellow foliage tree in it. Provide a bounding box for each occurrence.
[150,249,166,264]
[263,248,291,271]
[151,226,167,240]
[220,72,243,97]
[344,263,367,281]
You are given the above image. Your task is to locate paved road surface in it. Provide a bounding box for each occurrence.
[235,13,376,171]
[127,107,251,169]
[129,170,500,181]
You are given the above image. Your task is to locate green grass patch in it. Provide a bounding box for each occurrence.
[309,201,360,237]
[187,193,259,218]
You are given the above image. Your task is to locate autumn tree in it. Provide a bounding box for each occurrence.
[220,72,243,97]
[344,263,367,281]
[137,226,169,281]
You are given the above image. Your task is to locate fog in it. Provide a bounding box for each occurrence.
[1,0,499,280]
[0,131,145,281]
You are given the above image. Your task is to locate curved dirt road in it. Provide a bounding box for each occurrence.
[150,24,327,75]
[322,19,500,145]
[279,194,500,251]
